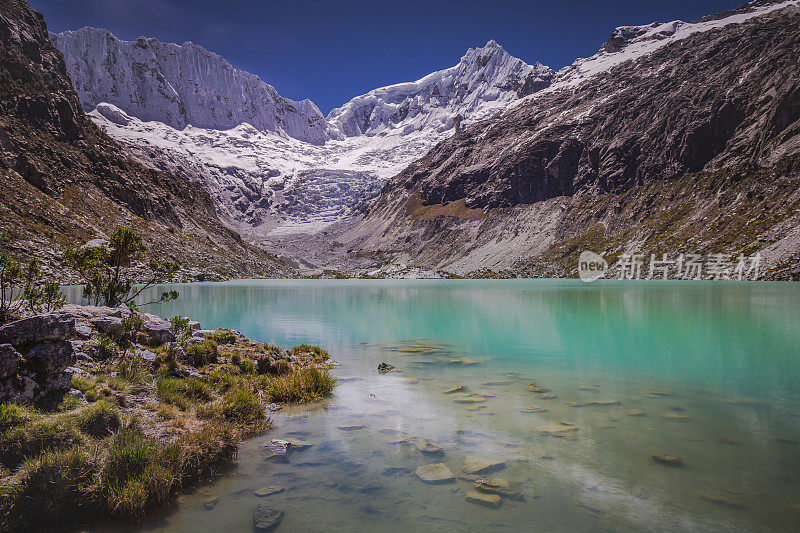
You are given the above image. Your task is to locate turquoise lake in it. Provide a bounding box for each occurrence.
[81,279,800,532]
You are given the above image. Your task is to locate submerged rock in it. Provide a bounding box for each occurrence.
[463,457,506,475]
[700,493,746,509]
[526,384,550,393]
[626,409,646,417]
[337,425,366,431]
[519,406,549,414]
[416,439,445,456]
[474,477,524,500]
[203,497,219,510]
[415,463,455,484]
[443,385,467,394]
[253,505,284,530]
[255,485,285,497]
[566,400,621,407]
[465,490,502,508]
[652,454,683,467]
[539,422,579,438]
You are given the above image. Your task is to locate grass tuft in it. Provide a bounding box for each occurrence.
[265,367,337,403]
[156,378,212,410]
[77,401,122,438]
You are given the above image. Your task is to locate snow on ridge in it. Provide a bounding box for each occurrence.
[540,0,798,93]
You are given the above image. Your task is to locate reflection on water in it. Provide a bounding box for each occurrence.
[67,280,800,532]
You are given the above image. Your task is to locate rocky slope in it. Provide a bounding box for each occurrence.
[0,0,287,280]
[51,34,553,238]
[343,1,800,279]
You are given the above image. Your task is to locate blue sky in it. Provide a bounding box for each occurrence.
[32,0,743,114]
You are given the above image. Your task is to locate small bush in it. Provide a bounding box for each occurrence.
[0,417,83,469]
[156,378,212,410]
[77,401,122,438]
[290,344,330,363]
[183,340,218,367]
[208,330,236,345]
[239,358,256,374]
[218,389,263,425]
[8,447,97,529]
[265,367,338,403]
[94,334,118,360]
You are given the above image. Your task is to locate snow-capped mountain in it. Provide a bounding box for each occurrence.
[327,40,553,138]
[52,32,552,234]
[51,28,329,144]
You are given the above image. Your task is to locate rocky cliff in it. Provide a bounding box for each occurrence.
[345,1,800,279]
[0,0,286,280]
[51,27,329,144]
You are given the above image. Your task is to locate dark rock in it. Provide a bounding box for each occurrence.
[0,312,76,346]
[26,341,76,373]
[253,505,284,530]
[652,454,683,467]
[0,344,22,378]
[377,362,395,372]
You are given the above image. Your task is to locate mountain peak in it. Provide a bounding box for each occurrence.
[51,27,330,144]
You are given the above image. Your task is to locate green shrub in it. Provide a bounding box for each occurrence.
[290,344,330,363]
[94,334,118,360]
[183,340,218,367]
[177,424,237,483]
[156,378,212,410]
[0,417,83,469]
[208,330,236,345]
[265,367,338,403]
[7,447,97,529]
[77,401,122,438]
[71,375,97,394]
[239,358,256,374]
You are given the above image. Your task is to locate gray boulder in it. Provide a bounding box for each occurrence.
[141,314,174,345]
[90,316,124,339]
[0,344,22,378]
[0,311,76,346]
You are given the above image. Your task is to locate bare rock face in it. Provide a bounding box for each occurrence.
[0,311,76,346]
[0,315,77,404]
[378,6,800,211]
[0,344,22,378]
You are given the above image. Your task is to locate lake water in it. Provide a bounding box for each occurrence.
[83,280,800,532]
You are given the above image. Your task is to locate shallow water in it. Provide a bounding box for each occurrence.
[74,280,800,531]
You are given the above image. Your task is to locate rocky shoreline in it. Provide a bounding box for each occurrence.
[0,304,337,530]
